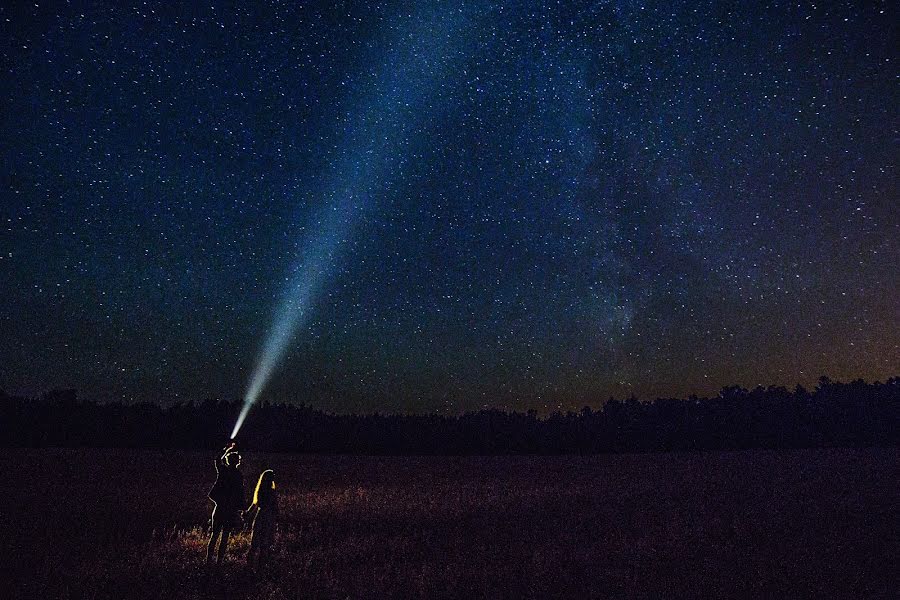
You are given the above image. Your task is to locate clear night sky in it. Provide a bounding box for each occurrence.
[1,1,896,413]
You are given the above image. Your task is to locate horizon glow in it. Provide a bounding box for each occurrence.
[231,7,473,438]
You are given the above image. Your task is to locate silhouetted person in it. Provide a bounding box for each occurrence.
[206,443,244,564]
[245,469,278,571]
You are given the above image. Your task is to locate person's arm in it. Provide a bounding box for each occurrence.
[217,443,236,464]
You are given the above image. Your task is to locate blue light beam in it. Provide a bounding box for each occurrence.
[232,6,474,438]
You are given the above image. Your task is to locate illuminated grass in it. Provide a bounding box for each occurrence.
[0,449,896,599]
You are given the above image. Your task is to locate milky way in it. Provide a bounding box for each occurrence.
[1,1,896,412]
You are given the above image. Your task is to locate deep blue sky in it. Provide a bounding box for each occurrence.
[1,1,896,412]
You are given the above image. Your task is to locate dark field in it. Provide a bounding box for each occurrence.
[0,449,896,599]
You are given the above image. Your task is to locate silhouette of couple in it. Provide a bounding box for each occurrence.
[206,442,278,569]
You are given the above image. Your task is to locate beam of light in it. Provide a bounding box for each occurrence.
[232,6,475,439]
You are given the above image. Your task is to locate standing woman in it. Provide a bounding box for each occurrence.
[245,469,278,570]
[206,443,245,564]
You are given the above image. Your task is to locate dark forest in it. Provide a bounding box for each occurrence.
[3,376,897,454]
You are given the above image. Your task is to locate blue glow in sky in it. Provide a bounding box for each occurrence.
[233,6,475,435]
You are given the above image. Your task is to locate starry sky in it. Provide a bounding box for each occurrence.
[1,1,897,413]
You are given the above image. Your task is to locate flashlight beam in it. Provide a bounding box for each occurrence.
[231,6,474,437]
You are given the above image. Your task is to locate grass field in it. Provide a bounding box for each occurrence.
[0,448,896,599]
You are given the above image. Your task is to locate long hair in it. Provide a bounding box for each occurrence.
[252,469,276,505]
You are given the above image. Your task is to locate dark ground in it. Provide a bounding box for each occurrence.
[0,448,896,599]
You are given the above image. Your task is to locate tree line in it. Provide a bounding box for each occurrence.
[1,376,897,454]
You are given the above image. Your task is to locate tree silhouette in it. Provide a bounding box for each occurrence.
[1,377,897,454]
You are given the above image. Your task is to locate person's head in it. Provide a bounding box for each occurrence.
[224,452,241,468]
[253,469,276,505]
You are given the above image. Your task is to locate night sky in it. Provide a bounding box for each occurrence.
[1,1,896,413]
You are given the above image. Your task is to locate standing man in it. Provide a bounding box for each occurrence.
[206,442,245,564]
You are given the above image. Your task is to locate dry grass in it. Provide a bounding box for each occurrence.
[0,448,896,599]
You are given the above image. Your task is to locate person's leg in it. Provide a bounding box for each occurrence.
[258,543,270,570]
[257,523,275,569]
[247,535,259,569]
[217,526,232,563]
[206,523,221,563]
[247,533,259,568]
